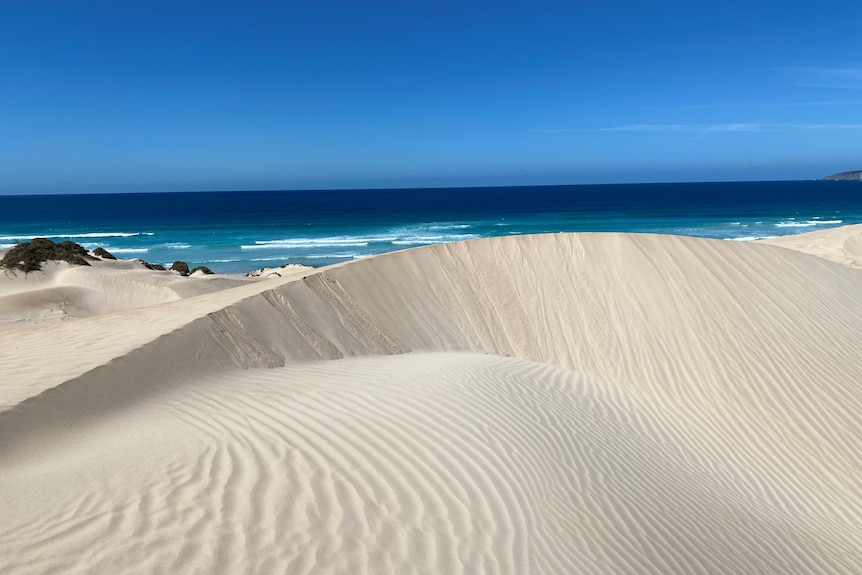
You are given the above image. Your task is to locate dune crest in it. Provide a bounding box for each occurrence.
[2,231,862,573]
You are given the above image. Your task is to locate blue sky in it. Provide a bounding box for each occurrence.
[2,0,861,194]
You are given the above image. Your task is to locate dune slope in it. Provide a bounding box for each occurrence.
[1,232,862,574]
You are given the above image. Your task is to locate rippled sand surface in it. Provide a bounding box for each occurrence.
[2,230,861,574]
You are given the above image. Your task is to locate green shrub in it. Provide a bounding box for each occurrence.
[139,260,166,271]
[0,238,93,272]
[93,247,117,260]
[170,260,190,276]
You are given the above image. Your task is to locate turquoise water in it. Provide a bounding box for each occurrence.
[1,181,861,274]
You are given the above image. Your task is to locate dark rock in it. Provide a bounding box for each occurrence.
[190,265,214,275]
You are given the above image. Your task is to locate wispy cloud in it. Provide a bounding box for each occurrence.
[600,124,696,132]
[788,123,862,130]
[781,66,862,90]
[637,99,862,110]
[598,123,862,133]
[703,123,765,133]
[779,99,862,107]
[599,123,765,133]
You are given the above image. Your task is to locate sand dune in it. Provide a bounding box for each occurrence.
[761,222,862,267]
[0,256,261,332]
[0,264,310,408]
[2,231,862,573]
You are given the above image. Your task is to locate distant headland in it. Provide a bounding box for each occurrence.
[822,170,862,181]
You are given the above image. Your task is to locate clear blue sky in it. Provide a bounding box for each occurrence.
[2,0,861,194]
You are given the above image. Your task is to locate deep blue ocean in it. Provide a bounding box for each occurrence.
[2,181,861,274]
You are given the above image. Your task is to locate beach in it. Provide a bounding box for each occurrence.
[1,225,862,573]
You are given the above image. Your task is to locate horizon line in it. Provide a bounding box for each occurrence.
[0,176,845,197]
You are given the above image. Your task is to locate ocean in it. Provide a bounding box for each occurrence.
[2,180,861,275]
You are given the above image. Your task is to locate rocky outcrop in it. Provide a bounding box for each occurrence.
[822,170,862,180]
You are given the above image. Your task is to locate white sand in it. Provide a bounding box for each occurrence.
[1,229,862,573]
[760,222,862,267]
[0,256,264,332]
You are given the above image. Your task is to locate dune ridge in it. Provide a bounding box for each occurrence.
[2,231,862,573]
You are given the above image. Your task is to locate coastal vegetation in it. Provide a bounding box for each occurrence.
[0,238,92,272]
[140,259,213,275]
[93,247,117,260]
[170,261,190,276]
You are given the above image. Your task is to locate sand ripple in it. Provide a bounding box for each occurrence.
[2,353,861,573]
[1,231,862,573]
